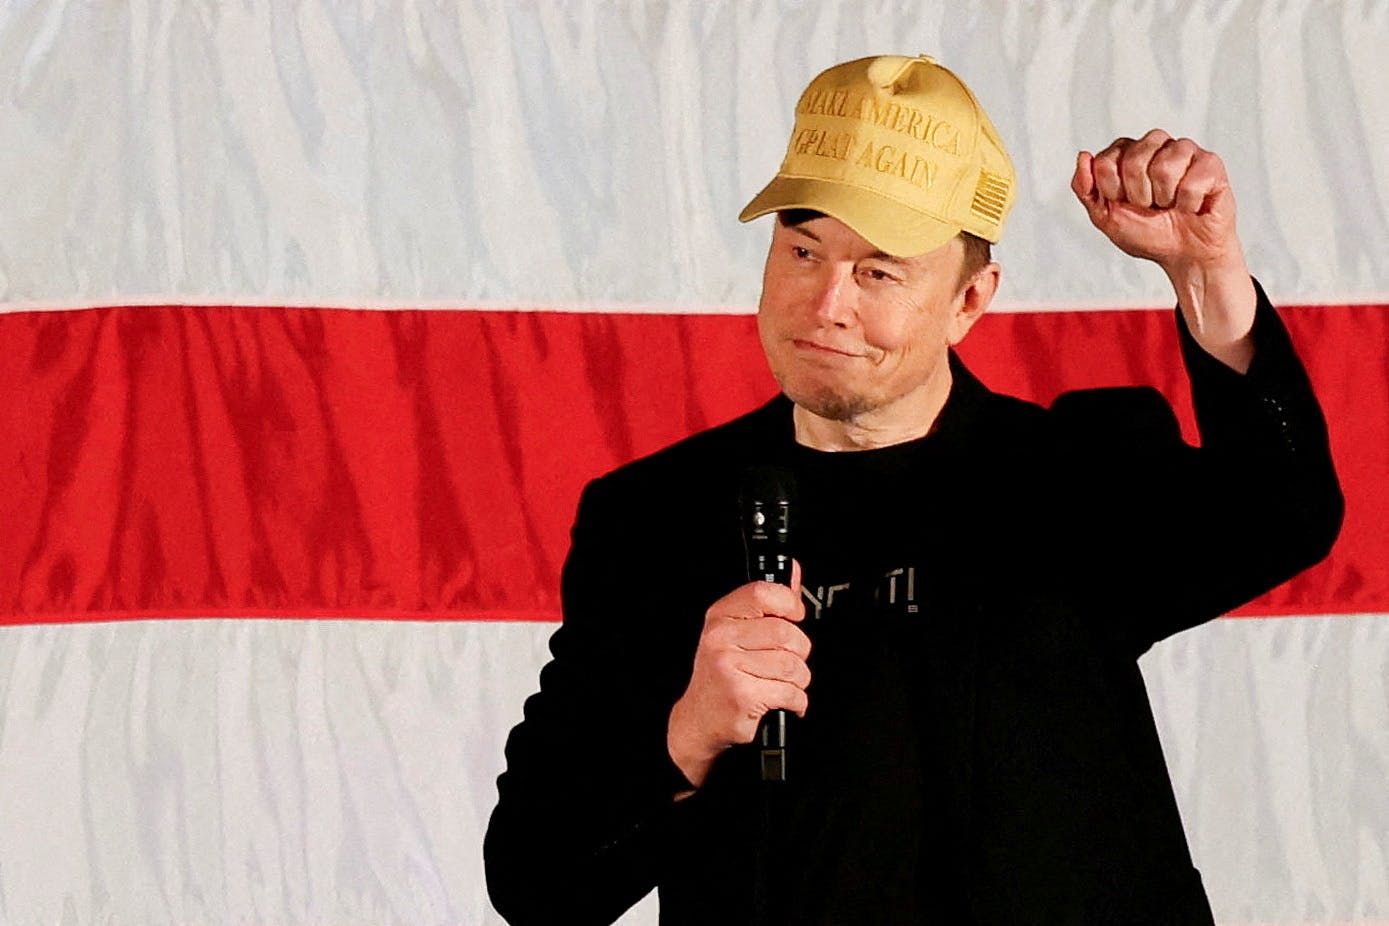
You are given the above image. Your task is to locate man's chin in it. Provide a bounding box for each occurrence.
[782,384,875,423]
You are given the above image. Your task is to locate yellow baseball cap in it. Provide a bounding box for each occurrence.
[739,55,1016,257]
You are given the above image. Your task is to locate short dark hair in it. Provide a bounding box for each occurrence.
[776,210,992,289]
[957,231,992,288]
[776,208,827,229]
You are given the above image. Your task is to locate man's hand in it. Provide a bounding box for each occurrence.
[667,569,810,791]
[1072,129,1257,372]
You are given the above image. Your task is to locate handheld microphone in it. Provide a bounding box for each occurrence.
[740,466,795,783]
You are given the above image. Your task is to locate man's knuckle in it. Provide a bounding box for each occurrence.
[700,622,730,648]
[1093,157,1121,188]
[1194,149,1225,174]
[750,582,778,611]
[705,598,734,623]
[1149,159,1183,186]
[1120,156,1149,185]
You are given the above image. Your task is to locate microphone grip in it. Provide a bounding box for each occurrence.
[750,548,793,782]
[759,709,787,782]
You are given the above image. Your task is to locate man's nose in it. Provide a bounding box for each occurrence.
[810,267,856,326]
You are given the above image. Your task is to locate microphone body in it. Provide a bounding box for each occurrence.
[740,467,795,783]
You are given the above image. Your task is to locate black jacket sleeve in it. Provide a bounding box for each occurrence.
[484,473,699,925]
[1052,278,1343,655]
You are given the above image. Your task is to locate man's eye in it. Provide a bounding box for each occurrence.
[859,266,896,283]
[791,246,812,260]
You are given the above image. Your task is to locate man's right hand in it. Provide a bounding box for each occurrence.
[666,569,811,791]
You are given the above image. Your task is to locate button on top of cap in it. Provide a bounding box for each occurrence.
[866,55,911,89]
[867,54,941,92]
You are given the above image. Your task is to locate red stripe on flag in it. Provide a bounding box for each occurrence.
[1,303,1382,624]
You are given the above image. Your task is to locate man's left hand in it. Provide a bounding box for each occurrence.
[1072,129,1257,372]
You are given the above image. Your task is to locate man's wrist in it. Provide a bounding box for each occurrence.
[666,701,715,795]
[1162,254,1257,373]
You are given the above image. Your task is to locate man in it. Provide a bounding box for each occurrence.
[485,55,1341,924]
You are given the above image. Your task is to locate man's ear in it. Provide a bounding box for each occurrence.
[948,262,1000,346]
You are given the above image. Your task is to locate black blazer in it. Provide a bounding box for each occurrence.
[487,289,1342,925]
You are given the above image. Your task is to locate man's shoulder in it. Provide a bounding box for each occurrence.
[1001,385,1182,462]
[584,395,791,502]
[628,394,789,471]
[1044,384,1181,447]
[951,361,1181,452]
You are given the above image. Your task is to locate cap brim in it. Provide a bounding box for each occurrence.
[738,176,962,258]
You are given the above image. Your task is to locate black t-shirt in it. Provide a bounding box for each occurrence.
[671,432,973,924]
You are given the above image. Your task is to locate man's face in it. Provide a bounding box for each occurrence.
[757,215,986,424]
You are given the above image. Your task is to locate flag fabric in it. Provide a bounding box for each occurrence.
[1,3,1386,923]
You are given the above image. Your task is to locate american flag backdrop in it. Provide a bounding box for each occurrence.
[0,2,1386,923]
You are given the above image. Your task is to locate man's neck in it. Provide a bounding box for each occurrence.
[792,364,954,451]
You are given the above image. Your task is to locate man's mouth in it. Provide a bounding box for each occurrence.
[792,338,864,358]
